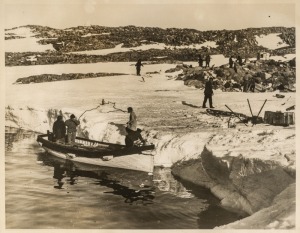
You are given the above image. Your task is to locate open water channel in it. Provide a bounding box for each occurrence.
[5,127,242,229]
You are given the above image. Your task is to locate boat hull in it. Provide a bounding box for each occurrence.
[43,147,154,173]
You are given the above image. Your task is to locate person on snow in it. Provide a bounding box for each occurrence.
[198,54,203,67]
[52,115,66,143]
[135,59,143,76]
[202,77,214,108]
[205,54,211,67]
[65,114,80,144]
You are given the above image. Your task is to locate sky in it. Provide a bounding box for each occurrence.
[3,0,296,31]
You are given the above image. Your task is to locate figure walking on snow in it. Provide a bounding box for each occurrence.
[135,59,143,76]
[202,77,214,108]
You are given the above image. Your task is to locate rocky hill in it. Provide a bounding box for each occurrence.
[5,25,295,66]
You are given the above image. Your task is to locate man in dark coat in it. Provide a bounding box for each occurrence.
[53,115,66,143]
[198,55,203,67]
[202,77,214,108]
[205,54,211,67]
[135,59,143,76]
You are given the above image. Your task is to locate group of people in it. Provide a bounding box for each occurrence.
[52,114,80,144]
[198,54,211,68]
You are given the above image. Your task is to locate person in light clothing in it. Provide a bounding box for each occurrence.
[126,107,137,131]
[65,114,80,144]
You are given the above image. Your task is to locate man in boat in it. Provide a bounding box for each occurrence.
[125,107,145,147]
[52,115,66,143]
[127,107,137,131]
[65,114,80,144]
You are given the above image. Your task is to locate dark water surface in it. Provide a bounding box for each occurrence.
[5,127,241,229]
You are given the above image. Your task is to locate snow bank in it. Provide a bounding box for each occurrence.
[171,127,295,228]
[5,106,127,144]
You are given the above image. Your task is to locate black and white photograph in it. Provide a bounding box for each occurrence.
[1,0,298,231]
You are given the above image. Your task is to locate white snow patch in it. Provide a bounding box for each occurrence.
[5,27,55,52]
[69,41,218,56]
[255,33,289,50]
[81,33,109,37]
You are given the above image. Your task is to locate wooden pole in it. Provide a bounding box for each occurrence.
[225,105,248,126]
[247,99,254,117]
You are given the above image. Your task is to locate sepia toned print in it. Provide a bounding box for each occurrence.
[2,0,297,231]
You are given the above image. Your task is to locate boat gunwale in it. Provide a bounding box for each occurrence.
[37,134,155,158]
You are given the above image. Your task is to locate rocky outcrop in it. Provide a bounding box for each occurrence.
[5,25,295,66]
[171,59,296,92]
[14,72,127,84]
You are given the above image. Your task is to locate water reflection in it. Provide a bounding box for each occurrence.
[5,127,243,229]
[5,127,36,152]
[38,152,156,206]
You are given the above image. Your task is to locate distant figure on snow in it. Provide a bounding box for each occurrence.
[202,77,214,108]
[52,115,66,143]
[205,54,211,67]
[198,55,203,67]
[65,114,80,144]
[135,59,143,76]
[249,77,256,92]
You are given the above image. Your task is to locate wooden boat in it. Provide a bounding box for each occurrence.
[37,133,155,173]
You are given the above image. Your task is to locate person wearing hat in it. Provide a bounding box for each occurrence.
[202,77,214,108]
[52,115,66,143]
[65,114,80,144]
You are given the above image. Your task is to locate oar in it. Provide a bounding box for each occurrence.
[225,105,248,126]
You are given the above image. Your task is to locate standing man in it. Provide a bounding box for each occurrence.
[205,54,211,68]
[198,54,203,67]
[202,77,214,108]
[52,115,66,143]
[135,59,143,76]
[65,114,80,144]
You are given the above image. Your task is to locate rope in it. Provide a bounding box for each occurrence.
[78,99,127,120]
